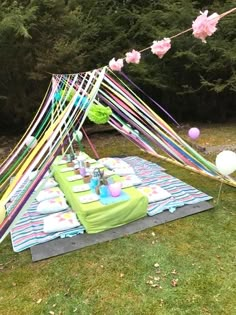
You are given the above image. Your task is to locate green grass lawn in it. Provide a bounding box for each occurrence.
[0,124,235,315]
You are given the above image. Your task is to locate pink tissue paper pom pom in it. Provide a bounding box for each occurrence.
[125,49,141,64]
[151,38,171,59]
[108,58,124,71]
[192,10,220,43]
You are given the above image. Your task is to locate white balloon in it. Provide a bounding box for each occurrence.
[25,136,37,149]
[73,130,83,141]
[215,150,236,176]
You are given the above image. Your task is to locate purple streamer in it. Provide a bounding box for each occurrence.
[120,71,180,126]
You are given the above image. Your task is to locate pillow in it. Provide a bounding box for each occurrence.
[113,167,135,176]
[137,185,171,203]
[43,178,58,189]
[36,187,64,202]
[36,196,68,214]
[103,169,115,177]
[43,211,80,233]
[122,174,142,185]
[35,178,58,191]
[99,157,130,170]
[120,175,142,188]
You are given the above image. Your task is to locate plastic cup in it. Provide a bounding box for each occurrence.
[90,177,99,190]
[99,185,109,198]
[80,167,86,177]
[109,182,122,197]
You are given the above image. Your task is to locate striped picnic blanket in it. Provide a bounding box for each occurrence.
[123,156,212,216]
[8,181,85,253]
[10,206,85,252]
[9,156,212,252]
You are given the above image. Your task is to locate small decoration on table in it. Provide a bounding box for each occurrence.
[100,171,108,187]
[93,168,102,178]
[89,168,109,195]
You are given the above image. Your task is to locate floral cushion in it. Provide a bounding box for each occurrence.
[36,196,68,214]
[36,187,64,202]
[137,185,171,203]
[43,211,80,233]
[99,157,130,170]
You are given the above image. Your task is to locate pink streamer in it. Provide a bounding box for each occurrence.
[82,127,100,159]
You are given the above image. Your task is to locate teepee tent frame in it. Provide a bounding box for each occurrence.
[0,66,235,243]
[1,5,236,242]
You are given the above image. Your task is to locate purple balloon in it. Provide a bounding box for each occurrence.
[188,127,200,140]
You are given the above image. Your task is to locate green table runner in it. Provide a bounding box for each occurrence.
[51,156,148,234]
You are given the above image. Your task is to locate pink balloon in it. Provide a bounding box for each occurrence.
[188,127,200,140]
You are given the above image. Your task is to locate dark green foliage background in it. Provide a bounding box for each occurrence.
[0,0,235,131]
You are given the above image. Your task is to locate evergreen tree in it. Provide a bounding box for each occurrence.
[0,0,235,130]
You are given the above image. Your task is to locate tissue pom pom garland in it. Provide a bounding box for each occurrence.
[108,8,235,71]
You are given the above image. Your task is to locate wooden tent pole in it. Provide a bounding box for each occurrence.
[143,150,236,188]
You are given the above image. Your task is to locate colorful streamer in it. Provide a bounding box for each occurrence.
[1,66,235,243]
